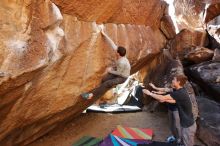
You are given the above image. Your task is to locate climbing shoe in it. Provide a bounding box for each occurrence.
[166,135,176,143]
[81,93,90,99]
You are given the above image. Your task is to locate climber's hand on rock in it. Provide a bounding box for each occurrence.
[106,67,113,72]
[98,24,104,33]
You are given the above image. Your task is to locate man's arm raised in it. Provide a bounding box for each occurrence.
[101,30,118,51]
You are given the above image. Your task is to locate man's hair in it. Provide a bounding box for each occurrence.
[175,74,187,86]
[117,46,126,56]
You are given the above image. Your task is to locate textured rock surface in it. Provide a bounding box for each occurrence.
[197,97,220,146]
[52,0,167,28]
[168,29,208,60]
[0,0,168,145]
[174,0,206,31]
[187,61,220,102]
[4,0,220,145]
[160,15,176,39]
[213,48,220,61]
[173,0,220,31]
[205,3,220,23]
[0,1,65,145]
[184,46,214,63]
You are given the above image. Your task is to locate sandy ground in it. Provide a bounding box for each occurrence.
[30,111,204,146]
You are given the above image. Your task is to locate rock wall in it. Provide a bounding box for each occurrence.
[205,3,220,23]
[174,0,205,31]
[167,29,208,60]
[52,0,166,28]
[187,61,220,102]
[168,1,220,145]
[197,97,220,146]
[173,0,220,31]
[0,0,172,145]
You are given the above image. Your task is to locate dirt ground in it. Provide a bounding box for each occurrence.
[30,111,204,146]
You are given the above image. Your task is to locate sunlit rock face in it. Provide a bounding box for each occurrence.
[173,0,206,31]
[173,0,220,31]
[205,3,220,23]
[168,29,208,60]
[0,0,46,75]
[0,0,65,145]
[0,0,169,145]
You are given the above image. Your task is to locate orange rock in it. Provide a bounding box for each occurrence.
[52,0,167,28]
[205,3,220,23]
[169,29,208,60]
[0,0,167,145]
[161,15,176,39]
[159,3,176,39]
[184,46,214,63]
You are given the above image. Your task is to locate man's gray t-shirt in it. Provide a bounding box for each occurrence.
[170,88,194,128]
[115,56,131,78]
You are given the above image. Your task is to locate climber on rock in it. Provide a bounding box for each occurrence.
[81,28,131,100]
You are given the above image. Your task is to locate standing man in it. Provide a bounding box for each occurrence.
[81,29,131,100]
[149,83,181,144]
[143,75,196,146]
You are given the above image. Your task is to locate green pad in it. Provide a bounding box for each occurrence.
[72,136,102,146]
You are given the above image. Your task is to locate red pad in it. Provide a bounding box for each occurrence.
[111,125,153,140]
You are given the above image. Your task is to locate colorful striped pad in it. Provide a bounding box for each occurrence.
[111,125,153,140]
[100,134,151,146]
[72,136,102,146]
